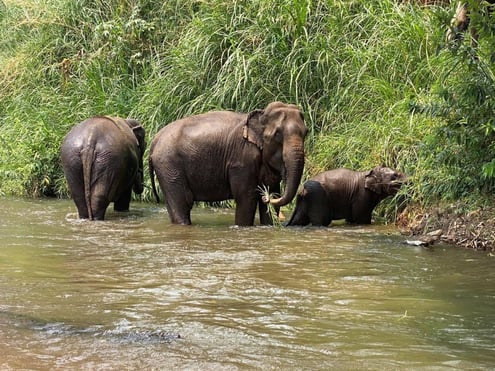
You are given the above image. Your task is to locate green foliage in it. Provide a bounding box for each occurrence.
[0,0,494,220]
[409,0,495,203]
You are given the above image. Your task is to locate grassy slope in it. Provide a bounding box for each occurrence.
[0,0,494,223]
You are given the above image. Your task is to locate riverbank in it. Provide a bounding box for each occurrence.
[397,203,495,253]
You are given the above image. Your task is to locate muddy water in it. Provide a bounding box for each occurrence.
[0,197,494,370]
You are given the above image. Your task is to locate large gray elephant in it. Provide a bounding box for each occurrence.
[61,116,146,220]
[286,166,407,226]
[149,102,308,226]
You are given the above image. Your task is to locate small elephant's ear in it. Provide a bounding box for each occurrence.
[243,109,264,150]
[364,169,382,194]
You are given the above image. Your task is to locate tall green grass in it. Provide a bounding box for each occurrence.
[0,0,494,219]
[409,0,495,204]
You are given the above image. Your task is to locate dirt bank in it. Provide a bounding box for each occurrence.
[397,203,495,253]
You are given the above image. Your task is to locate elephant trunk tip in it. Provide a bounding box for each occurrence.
[267,195,290,207]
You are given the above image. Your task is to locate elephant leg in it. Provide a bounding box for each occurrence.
[258,200,281,225]
[161,183,193,225]
[304,181,332,227]
[258,200,269,225]
[164,197,192,225]
[65,165,89,219]
[74,195,90,219]
[114,187,132,212]
[348,204,372,224]
[234,197,257,226]
[258,184,281,225]
[90,193,110,220]
[230,172,257,226]
[307,209,332,226]
[285,194,310,226]
[232,185,257,226]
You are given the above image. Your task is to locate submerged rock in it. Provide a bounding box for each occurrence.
[0,310,182,344]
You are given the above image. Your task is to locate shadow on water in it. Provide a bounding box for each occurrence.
[1,197,495,369]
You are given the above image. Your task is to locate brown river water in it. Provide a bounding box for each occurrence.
[0,197,494,370]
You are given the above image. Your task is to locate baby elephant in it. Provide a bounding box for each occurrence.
[61,116,146,220]
[286,166,406,226]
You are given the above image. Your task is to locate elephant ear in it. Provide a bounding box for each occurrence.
[243,109,264,150]
[364,168,382,194]
[126,119,146,153]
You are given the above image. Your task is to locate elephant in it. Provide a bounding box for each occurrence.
[61,116,146,220]
[149,101,308,226]
[286,166,407,226]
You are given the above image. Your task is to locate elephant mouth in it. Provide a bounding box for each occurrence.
[388,179,406,193]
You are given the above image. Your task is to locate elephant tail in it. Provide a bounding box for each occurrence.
[81,145,95,220]
[149,156,160,203]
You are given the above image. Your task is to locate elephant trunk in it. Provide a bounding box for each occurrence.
[269,139,305,207]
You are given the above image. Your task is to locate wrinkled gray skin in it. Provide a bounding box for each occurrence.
[149,102,308,226]
[286,166,407,226]
[61,116,146,220]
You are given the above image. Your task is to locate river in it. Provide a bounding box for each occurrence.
[0,197,494,370]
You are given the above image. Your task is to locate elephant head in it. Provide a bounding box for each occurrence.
[243,102,308,207]
[125,118,146,195]
[364,165,407,196]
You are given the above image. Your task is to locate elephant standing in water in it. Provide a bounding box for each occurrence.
[61,116,146,220]
[149,102,308,226]
[286,166,407,226]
